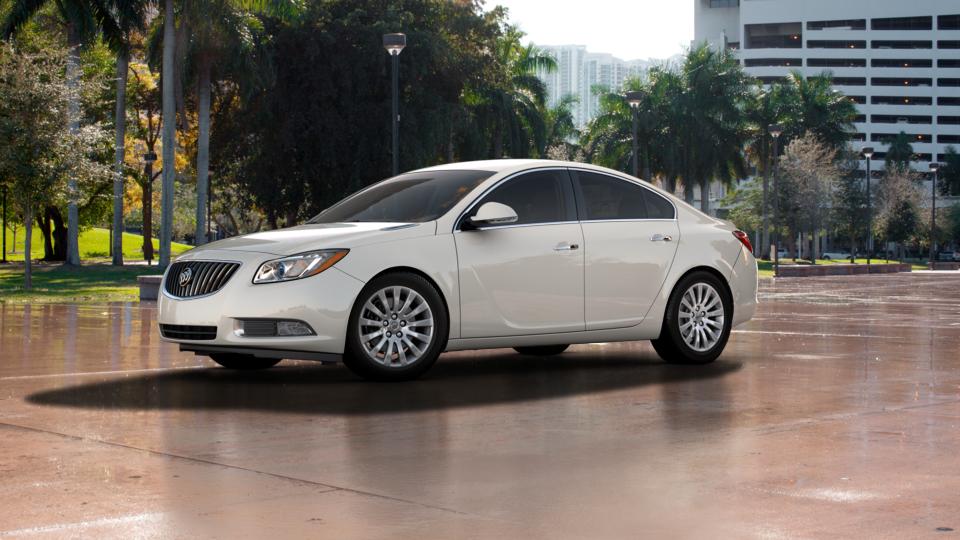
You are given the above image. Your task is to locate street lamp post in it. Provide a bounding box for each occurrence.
[929,162,939,266]
[769,124,783,277]
[143,151,157,265]
[862,147,874,265]
[626,91,643,178]
[383,33,406,177]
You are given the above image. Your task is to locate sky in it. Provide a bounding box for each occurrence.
[490,0,694,61]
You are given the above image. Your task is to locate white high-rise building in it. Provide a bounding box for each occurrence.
[695,0,960,176]
[538,45,654,128]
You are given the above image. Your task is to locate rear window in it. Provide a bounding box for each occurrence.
[309,170,495,223]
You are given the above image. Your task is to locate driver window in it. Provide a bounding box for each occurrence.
[475,170,572,227]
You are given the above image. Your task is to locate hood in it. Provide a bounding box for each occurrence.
[183,222,434,257]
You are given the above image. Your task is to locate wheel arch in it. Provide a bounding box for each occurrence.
[364,266,452,330]
[666,265,734,319]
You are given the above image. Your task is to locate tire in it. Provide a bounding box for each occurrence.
[823,255,831,260]
[209,353,281,370]
[343,272,449,381]
[514,345,569,356]
[651,271,732,365]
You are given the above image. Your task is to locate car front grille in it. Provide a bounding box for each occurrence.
[164,261,240,298]
[160,324,217,340]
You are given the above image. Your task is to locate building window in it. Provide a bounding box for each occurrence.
[854,115,867,123]
[848,95,867,105]
[939,135,960,144]
[744,58,802,67]
[938,14,960,30]
[872,96,932,106]
[849,133,867,142]
[807,19,866,31]
[808,40,866,49]
[940,97,960,106]
[939,59,960,68]
[872,77,932,87]
[871,58,932,68]
[745,23,802,49]
[872,40,932,50]
[727,42,740,50]
[939,41,960,49]
[938,116,960,125]
[872,115,932,125]
[832,77,866,86]
[871,16,932,31]
[872,133,931,144]
[808,58,866,68]
[939,79,960,88]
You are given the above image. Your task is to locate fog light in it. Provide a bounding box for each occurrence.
[277,320,314,336]
[235,319,315,337]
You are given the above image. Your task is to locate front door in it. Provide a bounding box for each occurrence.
[454,169,584,338]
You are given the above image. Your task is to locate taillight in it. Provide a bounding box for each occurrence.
[733,230,753,254]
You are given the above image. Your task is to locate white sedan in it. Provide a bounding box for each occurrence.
[158,160,758,380]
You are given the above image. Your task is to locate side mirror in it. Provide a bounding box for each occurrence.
[466,202,518,229]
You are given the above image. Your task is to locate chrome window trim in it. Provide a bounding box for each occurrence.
[452,167,574,233]
[161,259,244,301]
[567,167,678,222]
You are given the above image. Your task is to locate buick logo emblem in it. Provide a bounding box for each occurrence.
[178,267,193,288]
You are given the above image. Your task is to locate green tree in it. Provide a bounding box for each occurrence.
[777,132,839,262]
[2,0,132,266]
[876,165,923,260]
[0,45,110,287]
[939,146,960,197]
[884,132,915,172]
[831,152,868,257]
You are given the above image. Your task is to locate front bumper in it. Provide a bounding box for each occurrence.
[158,249,366,356]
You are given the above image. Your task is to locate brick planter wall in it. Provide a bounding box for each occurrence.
[777,263,912,277]
[930,262,960,271]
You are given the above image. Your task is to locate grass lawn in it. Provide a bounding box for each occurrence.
[2,226,191,262]
[0,227,192,303]
[0,262,165,303]
[758,257,930,278]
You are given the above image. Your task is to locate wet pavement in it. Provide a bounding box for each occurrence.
[1,273,959,539]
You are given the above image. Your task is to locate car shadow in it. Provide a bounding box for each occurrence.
[27,349,741,415]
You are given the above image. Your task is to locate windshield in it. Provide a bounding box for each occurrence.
[308,169,495,224]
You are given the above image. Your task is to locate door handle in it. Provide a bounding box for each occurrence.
[650,234,673,242]
[553,242,579,251]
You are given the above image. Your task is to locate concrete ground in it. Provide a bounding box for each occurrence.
[1,273,958,539]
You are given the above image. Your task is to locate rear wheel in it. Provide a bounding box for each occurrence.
[514,345,569,356]
[651,271,731,365]
[343,272,448,381]
[209,353,281,370]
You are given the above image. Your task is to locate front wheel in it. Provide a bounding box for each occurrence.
[343,272,449,381]
[209,353,282,370]
[651,271,732,365]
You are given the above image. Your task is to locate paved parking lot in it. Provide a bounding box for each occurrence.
[1,273,959,538]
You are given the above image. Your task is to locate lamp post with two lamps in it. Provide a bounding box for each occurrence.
[383,33,406,177]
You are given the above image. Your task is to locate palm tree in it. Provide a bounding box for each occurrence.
[540,94,579,158]
[582,78,657,179]
[470,28,557,159]
[180,0,299,245]
[677,43,750,213]
[785,71,857,151]
[884,132,915,172]
[745,81,793,257]
[2,0,130,266]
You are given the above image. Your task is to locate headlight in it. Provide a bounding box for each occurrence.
[252,249,349,284]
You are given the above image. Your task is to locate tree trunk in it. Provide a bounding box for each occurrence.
[112,52,129,266]
[195,55,212,246]
[760,173,769,260]
[493,119,503,159]
[65,24,82,266]
[143,166,155,263]
[49,207,67,261]
[159,0,177,268]
[37,213,53,260]
[23,206,33,290]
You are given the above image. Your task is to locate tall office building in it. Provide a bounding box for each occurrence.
[695,0,960,177]
[538,45,654,128]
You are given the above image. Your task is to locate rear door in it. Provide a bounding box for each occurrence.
[572,169,679,331]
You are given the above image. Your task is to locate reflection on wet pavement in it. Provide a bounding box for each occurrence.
[1,273,959,538]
